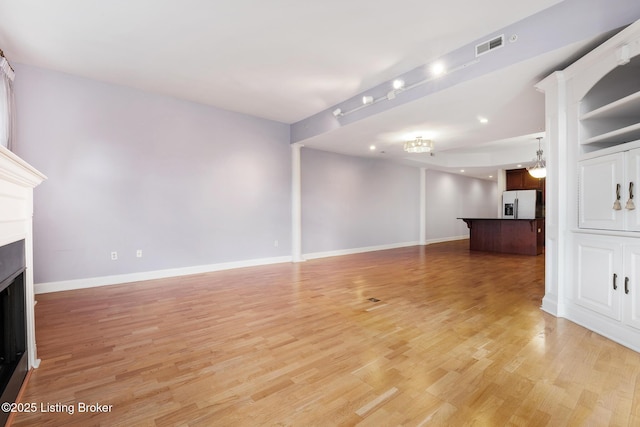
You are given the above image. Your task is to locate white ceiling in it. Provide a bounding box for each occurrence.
[0,0,623,179]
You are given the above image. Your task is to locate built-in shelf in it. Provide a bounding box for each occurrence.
[579,55,640,154]
[580,90,640,120]
[582,122,640,145]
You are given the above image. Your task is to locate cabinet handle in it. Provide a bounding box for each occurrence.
[613,273,618,290]
[625,277,630,295]
[614,184,622,210]
[626,182,636,210]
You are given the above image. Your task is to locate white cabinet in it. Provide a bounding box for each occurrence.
[574,234,640,333]
[623,244,640,331]
[574,235,622,320]
[579,147,640,231]
[537,19,640,352]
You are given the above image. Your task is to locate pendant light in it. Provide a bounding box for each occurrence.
[527,137,546,178]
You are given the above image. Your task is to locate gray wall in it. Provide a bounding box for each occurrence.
[14,64,292,283]
[425,169,498,241]
[301,148,420,254]
[12,65,498,286]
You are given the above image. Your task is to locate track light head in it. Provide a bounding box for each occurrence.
[392,79,405,90]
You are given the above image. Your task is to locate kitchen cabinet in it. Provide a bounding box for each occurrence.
[574,234,640,333]
[505,168,545,191]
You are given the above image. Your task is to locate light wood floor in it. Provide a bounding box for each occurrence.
[11,240,640,426]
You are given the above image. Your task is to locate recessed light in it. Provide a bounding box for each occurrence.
[332,108,343,117]
[369,145,376,151]
[478,116,489,124]
[489,175,493,178]
[431,62,446,76]
[460,169,465,173]
[517,164,522,168]
[362,95,373,105]
[392,79,405,90]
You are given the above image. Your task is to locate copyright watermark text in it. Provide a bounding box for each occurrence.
[2,401,113,414]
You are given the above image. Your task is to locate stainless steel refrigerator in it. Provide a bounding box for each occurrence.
[502,190,542,219]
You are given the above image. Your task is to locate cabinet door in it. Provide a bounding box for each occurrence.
[578,153,624,230]
[574,235,622,321]
[623,244,640,331]
[624,148,640,231]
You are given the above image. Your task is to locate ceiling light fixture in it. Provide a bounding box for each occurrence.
[333,58,480,118]
[431,62,446,76]
[369,145,376,151]
[404,137,434,153]
[478,116,488,124]
[527,137,546,179]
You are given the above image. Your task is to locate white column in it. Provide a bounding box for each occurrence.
[419,168,427,245]
[291,143,304,262]
[496,169,506,218]
[25,190,40,368]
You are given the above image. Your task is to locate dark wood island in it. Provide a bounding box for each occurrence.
[459,218,544,256]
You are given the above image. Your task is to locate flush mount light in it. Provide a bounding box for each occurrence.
[392,79,405,90]
[404,137,434,153]
[332,108,343,118]
[362,95,374,105]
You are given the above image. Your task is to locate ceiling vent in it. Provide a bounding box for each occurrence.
[475,35,504,57]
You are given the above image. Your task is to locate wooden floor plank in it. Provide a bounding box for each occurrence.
[10,240,640,426]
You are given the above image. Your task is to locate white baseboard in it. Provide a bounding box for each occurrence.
[540,296,559,316]
[303,241,419,260]
[424,235,469,245]
[35,237,469,294]
[35,255,293,294]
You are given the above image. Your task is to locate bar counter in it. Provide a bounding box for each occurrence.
[458,218,544,256]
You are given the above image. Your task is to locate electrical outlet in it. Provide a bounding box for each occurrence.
[111,251,118,260]
[136,249,142,258]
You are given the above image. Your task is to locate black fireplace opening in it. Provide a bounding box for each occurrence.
[0,240,27,423]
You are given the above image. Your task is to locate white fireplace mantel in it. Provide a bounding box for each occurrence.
[0,145,46,369]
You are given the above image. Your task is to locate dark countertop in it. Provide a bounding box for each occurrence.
[457,218,544,221]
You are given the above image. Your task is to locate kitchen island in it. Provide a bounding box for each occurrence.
[458,218,544,256]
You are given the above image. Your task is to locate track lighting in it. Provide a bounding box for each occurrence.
[332,58,477,118]
[431,62,446,76]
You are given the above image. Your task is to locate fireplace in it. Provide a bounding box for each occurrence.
[0,240,27,425]
[0,145,46,424]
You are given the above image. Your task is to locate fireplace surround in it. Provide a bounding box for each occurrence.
[0,145,45,420]
[0,239,27,424]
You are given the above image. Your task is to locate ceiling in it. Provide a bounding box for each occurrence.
[0,0,631,180]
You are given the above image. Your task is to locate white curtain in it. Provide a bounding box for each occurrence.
[0,57,15,151]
